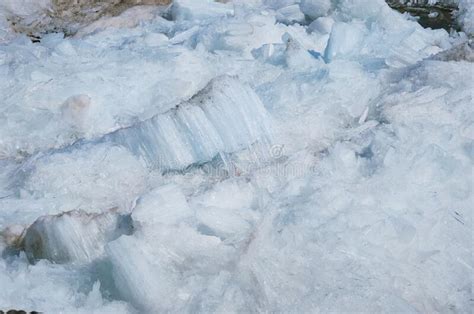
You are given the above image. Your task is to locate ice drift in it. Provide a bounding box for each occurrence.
[106,181,258,312]
[0,0,472,312]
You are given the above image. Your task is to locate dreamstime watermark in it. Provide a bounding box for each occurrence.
[269,144,284,159]
[153,144,317,179]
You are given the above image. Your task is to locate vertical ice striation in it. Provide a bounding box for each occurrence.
[0,0,472,312]
[21,209,132,264]
[111,76,272,170]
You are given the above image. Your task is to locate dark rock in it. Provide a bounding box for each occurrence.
[386,1,460,32]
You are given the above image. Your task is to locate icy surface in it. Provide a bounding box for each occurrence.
[21,209,132,264]
[110,75,272,170]
[0,0,472,313]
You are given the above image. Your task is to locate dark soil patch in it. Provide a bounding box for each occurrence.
[387,1,460,32]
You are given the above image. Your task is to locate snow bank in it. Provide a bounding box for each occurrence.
[171,0,234,21]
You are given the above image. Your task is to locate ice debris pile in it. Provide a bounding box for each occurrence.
[0,0,472,313]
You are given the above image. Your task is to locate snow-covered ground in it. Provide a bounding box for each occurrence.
[0,0,472,312]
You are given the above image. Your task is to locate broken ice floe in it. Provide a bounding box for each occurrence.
[101,75,272,170]
[0,0,472,312]
[15,181,261,312]
[11,75,273,204]
[106,181,258,312]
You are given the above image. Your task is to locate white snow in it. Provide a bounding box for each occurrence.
[0,0,472,313]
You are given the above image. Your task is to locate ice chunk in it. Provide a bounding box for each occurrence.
[299,0,331,20]
[106,225,235,312]
[192,180,259,240]
[132,184,193,227]
[105,235,169,312]
[275,5,305,24]
[0,257,132,313]
[336,0,387,20]
[104,180,247,312]
[198,76,272,151]
[324,22,367,62]
[111,76,272,170]
[385,28,446,67]
[282,32,321,68]
[22,209,132,264]
[252,43,287,65]
[169,25,200,45]
[263,0,300,10]
[194,13,285,57]
[319,0,450,66]
[171,0,234,21]
[308,16,334,34]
